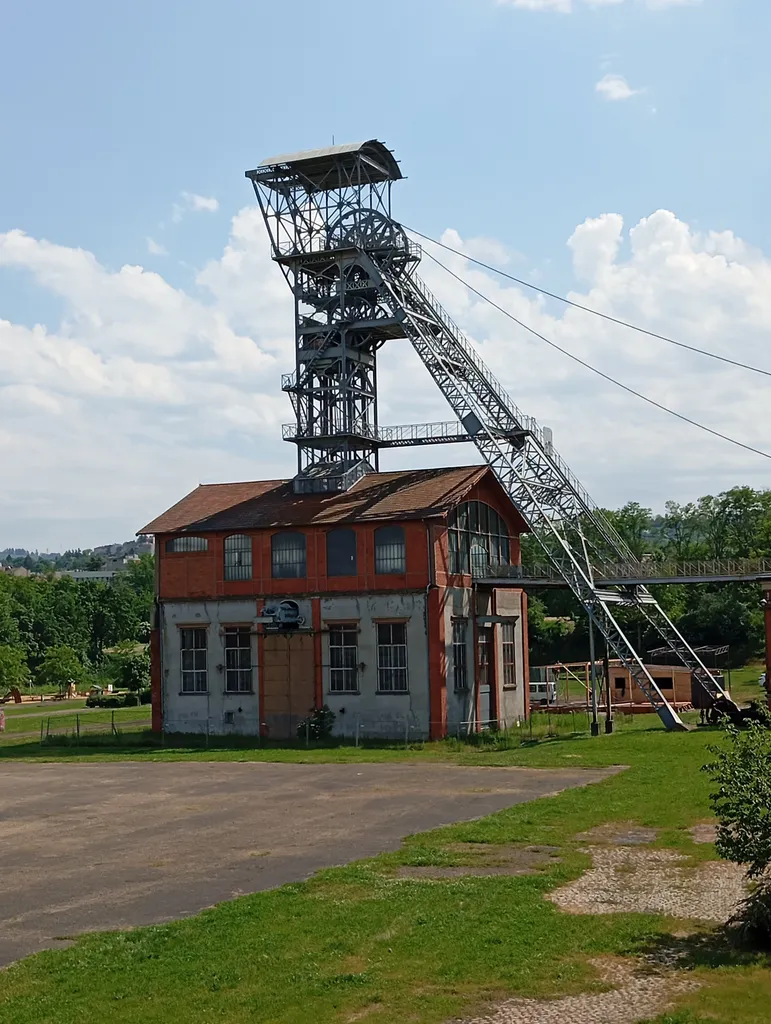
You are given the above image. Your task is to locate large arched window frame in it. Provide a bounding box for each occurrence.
[271,532,307,579]
[224,534,252,581]
[448,501,510,576]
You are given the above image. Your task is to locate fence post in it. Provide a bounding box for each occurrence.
[305,719,310,748]
[404,717,409,748]
[76,714,80,746]
[111,710,116,737]
[40,719,44,747]
[354,717,360,748]
[46,717,50,740]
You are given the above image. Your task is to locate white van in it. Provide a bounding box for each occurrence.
[529,681,557,705]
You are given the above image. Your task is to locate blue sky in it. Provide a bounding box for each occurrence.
[2,0,770,549]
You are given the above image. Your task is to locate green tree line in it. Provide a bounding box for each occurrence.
[0,555,154,692]
[526,487,771,668]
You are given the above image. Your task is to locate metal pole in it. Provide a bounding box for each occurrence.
[355,717,360,748]
[603,641,614,734]
[589,618,600,737]
[404,716,409,748]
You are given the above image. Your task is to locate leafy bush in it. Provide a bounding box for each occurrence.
[36,645,85,691]
[84,692,139,709]
[704,708,771,944]
[297,705,336,741]
[108,643,150,692]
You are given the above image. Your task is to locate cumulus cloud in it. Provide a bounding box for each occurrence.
[146,237,168,256]
[1,204,771,547]
[596,73,643,101]
[171,192,220,223]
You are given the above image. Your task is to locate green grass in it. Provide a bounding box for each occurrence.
[727,662,766,705]
[0,722,769,1024]
[0,704,151,745]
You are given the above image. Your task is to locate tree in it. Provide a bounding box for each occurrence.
[704,715,771,943]
[36,645,84,692]
[0,645,30,691]
[110,643,150,692]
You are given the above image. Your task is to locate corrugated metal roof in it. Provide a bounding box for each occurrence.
[251,139,402,186]
[138,467,493,535]
[259,142,368,167]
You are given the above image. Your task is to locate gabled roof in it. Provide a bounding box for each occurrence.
[139,466,507,535]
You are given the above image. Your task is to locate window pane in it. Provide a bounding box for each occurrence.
[452,619,468,691]
[329,624,358,692]
[377,622,408,692]
[180,627,208,693]
[326,529,357,577]
[166,536,208,553]
[224,535,252,581]
[272,532,307,578]
[374,526,405,574]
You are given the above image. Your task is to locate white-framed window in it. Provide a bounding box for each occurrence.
[272,532,306,578]
[375,526,405,574]
[329,624,358,693]
[224,627,253,692]
[502,621,517,688]
[377,622,408,692]
[224,535,252,581]
[452,619,468,691]
[166,536,208,553]
[180,627,208,692]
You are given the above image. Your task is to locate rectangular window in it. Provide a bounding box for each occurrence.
[327,530,357,577]
[224,627,253,693]
[329,624,358,692]
[614,676,627,696]
[377,622,408,692]
[375,526,406,574]
[224,535,252,581]
[180,627,208,693]
[502,621,517,688]
[653,676,674,691]
[452,619,468,691]
[272,532,306,578]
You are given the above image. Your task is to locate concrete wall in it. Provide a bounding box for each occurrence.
[320,592,429,740]
[160,598,261,736]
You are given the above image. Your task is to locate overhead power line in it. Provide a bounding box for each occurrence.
[405,225,771,380]
[423,250,771,463]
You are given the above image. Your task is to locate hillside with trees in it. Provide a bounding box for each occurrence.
[0,555,154,693]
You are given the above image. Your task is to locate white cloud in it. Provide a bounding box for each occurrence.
[171,192,220,223]
[1,204,771,547]
[496,0,571,10]
[146,237,168,256]
[498,0,701,10]
[595,73,642,101]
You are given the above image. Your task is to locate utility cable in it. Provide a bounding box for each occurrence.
[405,225,771,380]
[423,249,771,462]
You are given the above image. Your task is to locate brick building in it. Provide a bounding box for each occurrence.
[139,466,530,740]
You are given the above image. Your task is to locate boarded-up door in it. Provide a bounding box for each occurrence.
[477,627,492,728]
[262,633,315,739]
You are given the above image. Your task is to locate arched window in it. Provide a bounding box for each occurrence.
[326,529,357,577]
[165,536,208,553]
[224,534,252,581]
[448,502,510,576]
[375,525,405,574]
[271,532,306,578]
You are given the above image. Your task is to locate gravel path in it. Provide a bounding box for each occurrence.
[549,844,746,922]
[459,957,700,1024]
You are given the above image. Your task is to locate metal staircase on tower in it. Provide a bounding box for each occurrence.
[247,139,739,730]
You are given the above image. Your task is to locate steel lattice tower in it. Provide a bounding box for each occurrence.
[247,139,738,729]
[247,142,415,494]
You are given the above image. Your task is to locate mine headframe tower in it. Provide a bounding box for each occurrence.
[247,139,739,730]
[247,141,415,494]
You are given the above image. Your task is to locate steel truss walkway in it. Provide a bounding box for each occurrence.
[486,559,771,588]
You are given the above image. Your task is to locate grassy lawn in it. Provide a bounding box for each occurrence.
[0,704,151,746]
[0,720,769,1024]
[727,661,766,705]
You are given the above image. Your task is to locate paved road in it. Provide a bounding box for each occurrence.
[0,761,616,965]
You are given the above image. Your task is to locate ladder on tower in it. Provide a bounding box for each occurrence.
[351,245,739,730]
